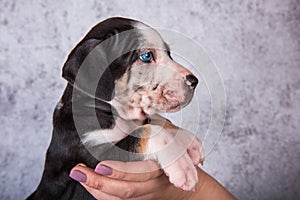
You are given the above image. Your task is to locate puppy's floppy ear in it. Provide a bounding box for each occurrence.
[62,39,115,101]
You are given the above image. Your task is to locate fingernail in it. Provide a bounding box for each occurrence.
[69,170,87,182]
[95,164,113,176]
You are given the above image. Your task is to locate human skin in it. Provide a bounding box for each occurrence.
[70,160,237,200]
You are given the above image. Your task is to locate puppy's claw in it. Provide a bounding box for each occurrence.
[200,160,204,166]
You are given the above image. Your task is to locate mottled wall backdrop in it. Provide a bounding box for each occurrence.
[1,0,299,199]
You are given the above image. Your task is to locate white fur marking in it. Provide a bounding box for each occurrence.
[82,128,127,146]
[82,117,143,146]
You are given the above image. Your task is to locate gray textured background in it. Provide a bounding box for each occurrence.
[1,0,300,199]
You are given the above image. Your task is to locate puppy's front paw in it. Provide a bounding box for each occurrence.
[143,122,202,191]
[187,137,205,165]
[171,128,205,166]
[163,153,198,191]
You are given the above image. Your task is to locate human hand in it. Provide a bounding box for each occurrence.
[70,160,237,200]
[69,160,194,200]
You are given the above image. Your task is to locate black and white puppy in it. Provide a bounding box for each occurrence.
[28,17,204,200]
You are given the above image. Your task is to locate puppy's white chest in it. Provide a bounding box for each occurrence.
[81,117,142,146]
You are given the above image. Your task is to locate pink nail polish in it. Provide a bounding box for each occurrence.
[69,170,87,182]
[95,164,113,176]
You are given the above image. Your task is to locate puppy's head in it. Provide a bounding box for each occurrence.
[62,17,198,120]
[113,22,198,120]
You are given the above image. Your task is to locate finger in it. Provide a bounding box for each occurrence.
[96,160,163,181]
[70,164,169,199]
[81,184,122,200]
[100,174,169,199]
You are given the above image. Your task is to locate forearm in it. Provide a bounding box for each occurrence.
[188,168,237,200]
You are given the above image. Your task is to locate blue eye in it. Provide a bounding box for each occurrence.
[139,52,153,63]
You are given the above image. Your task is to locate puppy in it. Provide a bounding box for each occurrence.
[27,17,204,200]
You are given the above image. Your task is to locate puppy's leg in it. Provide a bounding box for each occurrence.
[150,117,205,165]
[115,120,204,191]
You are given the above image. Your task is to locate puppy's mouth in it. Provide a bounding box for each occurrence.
[160,90,183,112]
[129,84,194,114]
[160,88,194,112]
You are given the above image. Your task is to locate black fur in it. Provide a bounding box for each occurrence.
[27,17,148,200]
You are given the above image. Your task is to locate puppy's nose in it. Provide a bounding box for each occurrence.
[185,74,198,89]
